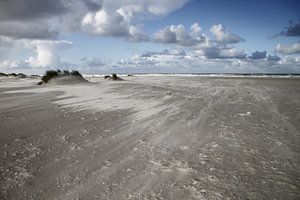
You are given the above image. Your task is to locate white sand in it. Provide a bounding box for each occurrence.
[0,76,299,199]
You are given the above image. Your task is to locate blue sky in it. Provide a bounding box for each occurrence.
[0,0,300,73]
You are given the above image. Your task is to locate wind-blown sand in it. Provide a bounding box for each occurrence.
[46,75,89,85]
[0,76,299,199]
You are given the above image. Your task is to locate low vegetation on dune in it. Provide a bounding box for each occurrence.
[0,72,27,78]
[38,70,84,85]
[104,73,124,81]
[17,73,27,78]
[0,72,8,77]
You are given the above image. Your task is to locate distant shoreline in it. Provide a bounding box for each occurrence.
[83,73,300,78]
[2,71,300,78]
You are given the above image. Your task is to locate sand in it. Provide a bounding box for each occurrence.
[0,76,299,199]
[46,76,89,85]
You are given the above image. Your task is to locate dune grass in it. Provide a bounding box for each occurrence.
[38,70,83,85]
[0,72,27,78]
[104,73,123,81]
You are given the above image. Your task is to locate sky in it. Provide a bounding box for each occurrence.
[0,0,300,74]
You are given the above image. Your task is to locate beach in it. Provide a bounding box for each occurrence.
[0,76,299,199]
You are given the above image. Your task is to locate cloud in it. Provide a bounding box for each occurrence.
[48,0,105,35]
[0,0,298,74]
[153,23,246,60]
[0,0,185,45]
[118,48,244,69]
[143,0,191,16]
[25,40,72,67]
[131,45,247,71]
[0,0,91,39]
[69,56,110,73]
[274,20,300,37]
[102,0,191,17]
[117,48,190,69]
[81,9,149,42]
[0,20,58,40]
[81,0,191,41]
[0,0,191,41]
[190,23,202,37]
[83,0,102,12]
[0,36,14,53]
[194,46,246,59]
[0,0,67,21]
[0,59,31,69]
[1,46,297,74]
[249,51,267,59]
[283,21,300,36]
[276,43,300,54]
[271,20,300,38]
[218,48,246,59]
[153,24,206,46]
[278,56,300,66]
[111,41,295,73]
[127,26,150,42]
[0,39,74,69]
[0,0,67,39]
[117,49,190,69]
[81,9,130,37]
[210,24,244,44]
[0,38,73,70]
[140,49,186,57]
[113,48,297,73]
[239,50,281,64]
[84,57,106,68]
[0,0,193,71]
[267,55,281,62]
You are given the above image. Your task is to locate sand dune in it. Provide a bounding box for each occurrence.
[46,75,89,85]
[0,76,299,199]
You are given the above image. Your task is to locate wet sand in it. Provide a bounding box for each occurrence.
[0,76,299,199]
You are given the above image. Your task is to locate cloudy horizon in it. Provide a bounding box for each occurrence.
[0,0,300,74]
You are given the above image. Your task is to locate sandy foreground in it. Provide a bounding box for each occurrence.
[0,76,299,199]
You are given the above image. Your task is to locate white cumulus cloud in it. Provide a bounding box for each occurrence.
[82,9,130,37]
[210,24,244,44]
[153,23,206,46]
[276,43,300,54]
[193,46,246,59]
[81,0,191,41]
[25,40,73,67]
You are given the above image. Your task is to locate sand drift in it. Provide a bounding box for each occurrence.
[0,76,299,199]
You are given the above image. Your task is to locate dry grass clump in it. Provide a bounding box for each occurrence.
[104,73,123,81]
[38,70,83,85]
[0,72,27,78]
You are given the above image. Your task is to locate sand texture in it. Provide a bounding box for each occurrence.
[0,76,299,199]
